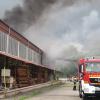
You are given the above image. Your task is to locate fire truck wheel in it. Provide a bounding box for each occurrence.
[82,94,88,100]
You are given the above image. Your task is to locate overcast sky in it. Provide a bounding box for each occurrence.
[0,0,22,18]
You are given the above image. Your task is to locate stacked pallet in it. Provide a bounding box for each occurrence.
[16,66,30,87]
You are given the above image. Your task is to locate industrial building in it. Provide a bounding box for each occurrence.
[0,20,55,89]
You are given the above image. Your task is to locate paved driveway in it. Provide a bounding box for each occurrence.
[27,85,81,100]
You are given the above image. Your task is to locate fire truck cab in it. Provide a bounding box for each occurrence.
[78,57,100,99]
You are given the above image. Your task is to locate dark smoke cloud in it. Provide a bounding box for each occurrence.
[62,0,78,6]
[3,0,57,33]
[3,0,79,33]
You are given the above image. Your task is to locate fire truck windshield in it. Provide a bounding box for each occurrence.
[86,62,100,72]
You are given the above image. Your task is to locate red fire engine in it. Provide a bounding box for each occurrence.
[78,57,100,99]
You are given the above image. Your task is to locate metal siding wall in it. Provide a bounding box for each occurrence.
[8,36,18,56]
[35,52,41,64]
[0,31,42,65]
[28,48,41,64]
[0,32,7,52]
[32,50,35,62]
[19,42,27,59]
[28,48,32,61]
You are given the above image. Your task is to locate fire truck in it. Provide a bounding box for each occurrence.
[78,57,100,99]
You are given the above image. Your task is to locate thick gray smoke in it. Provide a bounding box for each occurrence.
[3,0,81,73]
[3,0,79,33]
[3,0,100,73]
[24,0,100,71]
[4,0,58,33]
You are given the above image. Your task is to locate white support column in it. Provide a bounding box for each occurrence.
[31,50,33,62]
[6,28,10,53]
[26,47,28,60]
[26,41,29,61]
[18,41,20,57]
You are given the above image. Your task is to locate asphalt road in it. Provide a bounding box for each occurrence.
[27,84,100,100]
[27,84,81,100]
[2,83,100,100]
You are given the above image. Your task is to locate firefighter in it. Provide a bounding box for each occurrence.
[73,76,77,91]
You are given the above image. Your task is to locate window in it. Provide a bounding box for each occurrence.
[86,62,100,72]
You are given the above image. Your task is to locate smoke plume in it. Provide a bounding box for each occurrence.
[3,0,79,33]
[3,0,100,73]
[4,0,58,33]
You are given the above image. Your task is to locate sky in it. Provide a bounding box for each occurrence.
[1,0,100,69]
[0,0,22,18]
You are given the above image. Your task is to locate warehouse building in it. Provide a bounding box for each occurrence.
[0,20,55,89]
